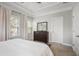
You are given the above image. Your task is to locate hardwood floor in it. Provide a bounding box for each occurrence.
[49,42,76,56]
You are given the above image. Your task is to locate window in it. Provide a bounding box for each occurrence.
[9,11,20,38]
[27,20,32,34]
[26,20,33,40]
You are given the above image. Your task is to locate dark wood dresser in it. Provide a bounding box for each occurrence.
[34,31,48,43]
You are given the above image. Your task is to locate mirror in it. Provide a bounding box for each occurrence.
[37,22,48,31]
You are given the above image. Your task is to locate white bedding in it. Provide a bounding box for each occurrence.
[0,39,53,56]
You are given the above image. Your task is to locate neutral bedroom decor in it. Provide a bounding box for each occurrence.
[37,22,48,31]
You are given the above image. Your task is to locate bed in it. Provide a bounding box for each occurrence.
[0,39,53,56]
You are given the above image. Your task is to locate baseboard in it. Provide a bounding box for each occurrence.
[49,41,72,47]
[61,42,72,47]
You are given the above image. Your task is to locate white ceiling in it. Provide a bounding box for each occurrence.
[15,2,61,12]
[1,2,76,17]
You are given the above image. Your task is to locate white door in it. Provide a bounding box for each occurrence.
[50,16,63,43]
[73,4,79,55]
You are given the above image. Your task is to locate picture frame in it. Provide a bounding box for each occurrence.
[37,22,48,31]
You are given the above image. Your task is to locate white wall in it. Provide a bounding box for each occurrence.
[33,10,72,46]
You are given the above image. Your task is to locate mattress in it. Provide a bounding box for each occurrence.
[0,39,53,56]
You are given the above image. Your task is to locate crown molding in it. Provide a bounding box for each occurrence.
[0,2,33,17]
[33,2,77,17]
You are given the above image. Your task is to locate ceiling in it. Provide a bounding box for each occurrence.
[15,2,61,12]
[1,2,75,17]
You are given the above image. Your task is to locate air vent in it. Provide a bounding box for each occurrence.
[36,2,42,4]
[20,2,24,4]
[63,2,69,4]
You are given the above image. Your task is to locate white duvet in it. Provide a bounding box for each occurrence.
[0,39,53,56]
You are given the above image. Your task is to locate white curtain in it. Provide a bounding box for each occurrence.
[0,5,11,41]
[20,14,25,39]
[20,15,29,40]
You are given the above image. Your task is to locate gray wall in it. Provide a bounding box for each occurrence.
[63,11,72,45]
